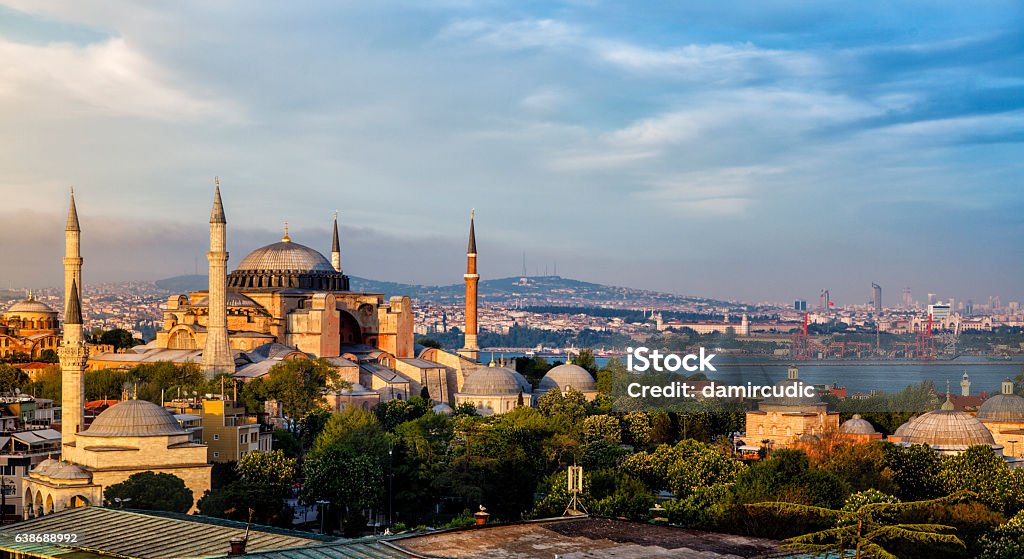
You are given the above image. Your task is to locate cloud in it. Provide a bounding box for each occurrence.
[0,36,239,121]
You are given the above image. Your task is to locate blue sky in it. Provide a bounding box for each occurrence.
[0,1,1022,305]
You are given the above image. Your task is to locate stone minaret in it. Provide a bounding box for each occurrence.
[64,189,82,319]
[201,178,234,376]
[331,211,342,273]
[59,279,87,456]
[458,210,480,362]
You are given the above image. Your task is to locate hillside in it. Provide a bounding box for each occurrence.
[155,274,728,308]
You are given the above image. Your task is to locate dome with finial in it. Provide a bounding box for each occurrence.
[539,355,596,393]
[897,408,997,451]
[6,291,56,315]
[840,414,879,435]
[977,378,1024,422]
[78,400,186,438]
[460,366,522,396]
[228,223,349,291]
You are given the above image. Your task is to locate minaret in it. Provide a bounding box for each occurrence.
[961,371,971,397]
[64,189,82,319]
[458,210,480,362]
[331,211,342,273]
[201,178,234,376]
[59,281,87,455]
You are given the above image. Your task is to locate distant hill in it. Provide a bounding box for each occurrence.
[154,274,727,308]
[155,275,208,293]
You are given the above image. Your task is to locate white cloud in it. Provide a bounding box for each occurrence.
[0,36,239,122]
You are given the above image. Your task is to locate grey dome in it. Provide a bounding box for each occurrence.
[510,370,533,393]
[977,394,1024,422]
[893,415,919,438]
[899,409,996,449]
[460,367,522,396]
[840,414,879,435]
[432,403,454,415]
[79,400,185,437]
[236,240,334,273]
[539,364,595,393]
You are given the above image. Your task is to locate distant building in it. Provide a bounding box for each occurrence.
[164,398,270,463]
[743,367,839,450]
[928,303,952,320]
[871,283,882,314]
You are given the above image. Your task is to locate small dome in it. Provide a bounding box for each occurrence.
[798,433,821,443]
[32,458,58,476]
[460,367,522,396]
[899,409,996,450]
[79,400,185,437]
[977,394,1024,422]
[539,364,595,393]
[893,415,919,438]
[840,414,879,435]
[235,240,334,273]
[6,293,55,314]
[432,403,454,415]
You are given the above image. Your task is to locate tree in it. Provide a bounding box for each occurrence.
[749,494,969,559]
[536,388,586,424]
[104,471,193,513]
[881,442,943,501]
[416,337,442,349]
[573,349,598,374]
[248,358,343,420]
[99,328,138,350]
[198,450,297,527]
[582,415,620,444]
[979,511,1024,559]
[0,364,28,394]
[38,349,58,363]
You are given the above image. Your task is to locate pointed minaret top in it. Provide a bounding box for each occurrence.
[66,279,82,325]
[210,177,226,224]
[331,211,340,252]
[467,209,477,254]
[66,188,80,232]
[941,380,954,410]
[27,290,33,301]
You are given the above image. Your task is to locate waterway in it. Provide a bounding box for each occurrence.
[488,351,1024,395]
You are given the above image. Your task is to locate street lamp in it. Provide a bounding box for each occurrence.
[0,475,13,526]
[388,448,394,530]
[315,500,329,534]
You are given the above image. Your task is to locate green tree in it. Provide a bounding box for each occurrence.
[573,349,598,374]
[749,494,969,559]
[104,471,193,513]
[99,328,138,350]
[0,364,29,394]
[979,511,1024,559]
[197,449,298,527]
[881,442,943,501]
[416,337,442,349]
[38,349,58,363]
[582,415,620,444]
[246,358,343,420]
[536,388,586,424]
[622,411,652,448]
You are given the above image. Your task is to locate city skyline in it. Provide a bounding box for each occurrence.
[1,2,1022,302]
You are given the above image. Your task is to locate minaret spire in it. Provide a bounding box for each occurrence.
[59,197,87,457]
[331,211,342,273]
[201,178,234,376]
[458,209,480,362]
[63,188,82,320]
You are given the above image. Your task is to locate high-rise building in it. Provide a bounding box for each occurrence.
[871,283,882,314]
[794,300,807,312]
[902,287,912,308]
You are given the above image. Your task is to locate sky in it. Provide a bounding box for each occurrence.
[0,1,1022,306]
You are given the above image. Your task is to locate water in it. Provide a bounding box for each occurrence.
[496,351,1024,395]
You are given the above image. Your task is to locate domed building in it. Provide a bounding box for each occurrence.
[893,394,1003,456]
[537,357,598,401]
[838,414,882,443]
[23,399,211,516]
[455,364,527,415]
[977,378,1024,457]
[744,366,839,450]
[0,291,61,359]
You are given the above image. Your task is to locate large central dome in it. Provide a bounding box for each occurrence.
[228,232,349,291]
[235,240,334,273]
